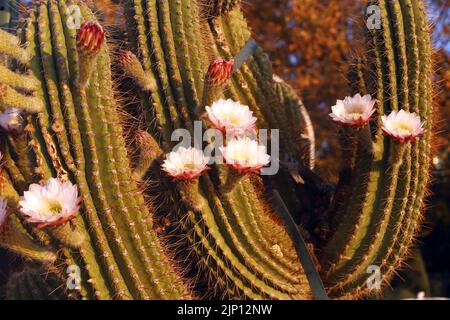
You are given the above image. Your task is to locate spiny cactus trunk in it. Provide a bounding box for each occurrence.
[123,0,313,299]
[1,0,189,299]
[321,0,433,298]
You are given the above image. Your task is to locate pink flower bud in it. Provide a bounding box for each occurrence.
[206,59,234,86]
[76,22,105,56]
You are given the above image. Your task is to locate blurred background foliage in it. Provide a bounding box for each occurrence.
[0,0,448,299]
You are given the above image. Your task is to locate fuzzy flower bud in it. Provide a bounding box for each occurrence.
[206,59,234,86]
[76,22,105,57]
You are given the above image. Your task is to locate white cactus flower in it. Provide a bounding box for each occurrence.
[205,99,257,136]
[0,108,23,132]
[329,93,376,127]
[162,146,210,180]
[19,178,80,229]
[220,137,270,174]
[381,109,425,143]
[0,197,8,235]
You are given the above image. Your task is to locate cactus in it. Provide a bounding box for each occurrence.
[5,266,68,300]
[0,0,434,300]
[0,0,189,300]
[321,0,433,298]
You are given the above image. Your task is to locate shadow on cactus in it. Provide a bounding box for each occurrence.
[0,0,434,300]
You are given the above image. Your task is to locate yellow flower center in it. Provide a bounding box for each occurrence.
[346,104,365,118]
[228,114,242,126]
[394,122,412,135]
[232,150,250,162]
[46,201,62,215]
[184,163,197,170]
[347,112,363,119]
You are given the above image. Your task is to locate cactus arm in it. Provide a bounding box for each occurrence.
[0,64,38,91]
[273,76,315,169]
[1,138,27,191]
[2,0,190,300]
[168,0,200,110]
[127,0,176,148]
[182,0,206,96]
[0,28,31,64]
[0,82,43,113]
[321,0,433,298]
[145,0,182,131]
[7,133,36,182]
[0,211,57,263]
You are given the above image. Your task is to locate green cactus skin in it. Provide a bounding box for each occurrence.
[0,28,32,64]
[123,0,313,299]
[272,75,315,170]
[0,0,434,300]
[5,267,68,300]
[1,0,190,300]
[0,64,39,92]
[202,0,240,18]
[320,0,433,298]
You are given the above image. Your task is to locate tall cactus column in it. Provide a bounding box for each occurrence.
[1,0,189,300]
[122,0,314,299]
[320,0,433,298]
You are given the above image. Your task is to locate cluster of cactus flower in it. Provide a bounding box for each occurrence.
[329,93,425,144]
[161,96,270,211]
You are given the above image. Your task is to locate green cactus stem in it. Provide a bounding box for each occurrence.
[48,222,85,249]
[120,50,157,92]
[355,124,375,154]
[220,168,245,194]
[0,65,39,92]
[0,0,190,300]
[132,130,163,180]
[0,82,43,113]
[321,0,433,298]
[177,179,206,212]
[0,28,31,64]
[0,211,57,263]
